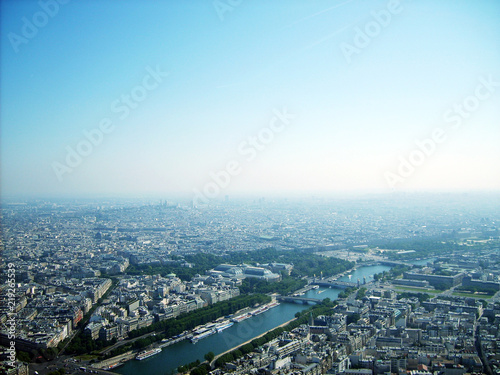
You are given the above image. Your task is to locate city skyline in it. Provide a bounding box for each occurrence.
[1,193,499,374]
[1,0,500,200]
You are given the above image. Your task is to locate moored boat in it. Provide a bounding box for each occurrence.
[191,328,216,343]
[215,321,234,332]
[231,313,252,323]
[136,348,162,360]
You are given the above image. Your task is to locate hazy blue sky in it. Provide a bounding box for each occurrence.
[1,0,499,200]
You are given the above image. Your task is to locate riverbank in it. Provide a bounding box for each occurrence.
[114,264,392,375]
[94,300,278,370]
[93,351,135,370]
[209,317,296,367]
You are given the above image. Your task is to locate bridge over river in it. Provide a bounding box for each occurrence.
[276,295,322,304]
[312,280,357,289]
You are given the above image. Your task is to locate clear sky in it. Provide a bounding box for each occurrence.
[1,0,499,201]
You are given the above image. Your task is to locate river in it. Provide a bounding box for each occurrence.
[115,263,395,375]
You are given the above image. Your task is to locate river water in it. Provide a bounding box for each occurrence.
[115,264,394,375]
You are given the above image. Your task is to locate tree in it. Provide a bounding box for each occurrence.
[356,288,366,300]
[346,313,360,325]
[191,366,208,375]
[17,351,31,363]
[204,351,215,362]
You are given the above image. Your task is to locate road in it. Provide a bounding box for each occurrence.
[92,351,136,370]
[99,331,159,355]
[29,355,120,375]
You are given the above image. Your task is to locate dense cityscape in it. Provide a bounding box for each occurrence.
[1,194,500,375]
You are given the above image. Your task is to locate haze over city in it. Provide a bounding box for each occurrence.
[1,0,499,200]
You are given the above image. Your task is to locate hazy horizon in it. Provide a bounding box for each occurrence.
[3,190,500,207]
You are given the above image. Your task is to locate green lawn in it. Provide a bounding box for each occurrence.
[452,292,492,299]
[75,354,99,361]
[393,286,440,294]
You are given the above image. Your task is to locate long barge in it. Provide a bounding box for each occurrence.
[231,313,252,323]
[215,321,234,332]
[136,348,162,360]
[191,328,216,343]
